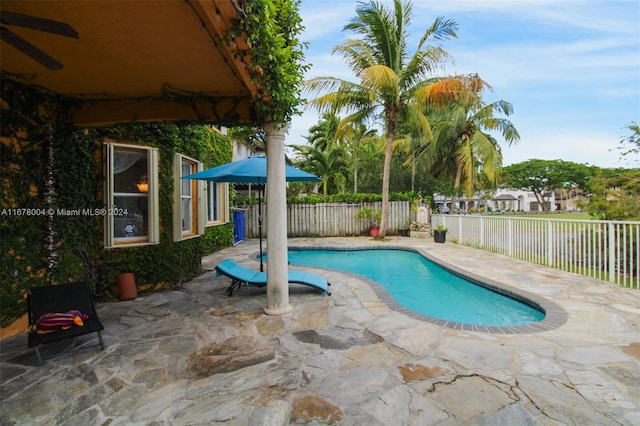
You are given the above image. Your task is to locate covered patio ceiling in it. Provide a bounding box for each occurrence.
[0,0,262,126]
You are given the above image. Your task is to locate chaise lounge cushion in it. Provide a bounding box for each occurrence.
[215,259,331,295]
[35,310,88,333]
[27,282,105,362]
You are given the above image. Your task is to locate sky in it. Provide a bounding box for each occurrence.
[287,0,640,169]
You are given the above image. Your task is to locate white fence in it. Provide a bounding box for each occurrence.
[243,201,412,238]
[238,203,638,289]
[432,214,640,290]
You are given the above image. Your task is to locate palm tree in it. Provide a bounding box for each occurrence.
[290,144,348,195]
[424,95,520,212]
[305,0,479,237]
[335,117,378,193]
[306,113,340,151]
[393,100,436,191]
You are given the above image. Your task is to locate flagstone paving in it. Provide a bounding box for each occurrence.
[1,236,639,425]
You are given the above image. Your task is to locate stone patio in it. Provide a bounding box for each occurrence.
[1,237,639,425]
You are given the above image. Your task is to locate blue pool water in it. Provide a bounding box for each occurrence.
[287,249,545,327]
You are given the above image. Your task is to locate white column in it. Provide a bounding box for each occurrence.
[264,122,292,315]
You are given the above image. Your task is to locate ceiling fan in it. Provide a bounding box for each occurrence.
[0,11,78,70]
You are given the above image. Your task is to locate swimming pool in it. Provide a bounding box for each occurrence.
[286,248,545,327]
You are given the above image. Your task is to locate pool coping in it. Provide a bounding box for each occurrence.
[255,245,568,334]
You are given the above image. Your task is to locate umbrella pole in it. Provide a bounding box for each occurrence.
[258,185,264,272]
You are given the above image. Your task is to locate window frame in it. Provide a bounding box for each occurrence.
[206,181,229,226]
[174,154,205,241]
[104,142,159,249]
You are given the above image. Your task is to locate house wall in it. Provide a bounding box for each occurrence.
[434,188,559,213]
[494,188,557,212]
[0,78,234,327]
[233,139,256,161]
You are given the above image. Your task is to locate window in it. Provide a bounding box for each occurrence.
[174,154,204,241]
[104,143,159,248]
[181,160,195,235]
[207,181,228,224]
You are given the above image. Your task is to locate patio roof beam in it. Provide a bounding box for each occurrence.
[71,96,254,127]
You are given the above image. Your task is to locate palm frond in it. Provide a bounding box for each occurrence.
[361,65,400,98]
[470,131,502,183]
[420,16,458,44]
[455,136,475,195]
[401,47,451,90]
[305,83,380,123]
[335,111,376,141]
[344,0,410,72]
[414,75,490,107]
[332,40,377,74]
[303,77,349,96]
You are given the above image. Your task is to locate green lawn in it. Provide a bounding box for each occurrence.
[513,212,592,219]
[477,212,592,220]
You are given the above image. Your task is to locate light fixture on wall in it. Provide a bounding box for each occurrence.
[136,175,148,193]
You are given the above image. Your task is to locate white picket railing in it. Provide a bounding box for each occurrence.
[432,214,640,290]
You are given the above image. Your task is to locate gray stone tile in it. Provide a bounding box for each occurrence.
[1,237,639,425]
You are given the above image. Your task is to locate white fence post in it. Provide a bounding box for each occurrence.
[507,218,513,258]
[546,219,553,267]
[608,222,615,283]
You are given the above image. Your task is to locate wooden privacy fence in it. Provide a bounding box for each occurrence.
[242,201,412,238]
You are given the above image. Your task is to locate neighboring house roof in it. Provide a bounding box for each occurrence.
[0,0,260,125]
[494,194,518,201]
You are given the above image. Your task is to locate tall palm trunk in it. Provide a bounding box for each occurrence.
[353,143,360,194]
[411,144,416,192]
[379,113,397,238]
[450,163,463,214]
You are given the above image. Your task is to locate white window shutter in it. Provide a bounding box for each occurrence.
[173,153,183,241]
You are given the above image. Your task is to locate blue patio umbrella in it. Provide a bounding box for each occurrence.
[182,155,320,271]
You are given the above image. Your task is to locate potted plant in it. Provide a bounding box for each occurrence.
[398,219,411,237]
[354,206,382,237]
[433,223,448,243]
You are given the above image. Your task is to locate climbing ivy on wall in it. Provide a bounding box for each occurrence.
[1,77,233,327]
[92,123,233,298]
[1,75,76,328]
[0,1,310,327]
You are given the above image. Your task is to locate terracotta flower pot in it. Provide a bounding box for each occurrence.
[118,272,138,300]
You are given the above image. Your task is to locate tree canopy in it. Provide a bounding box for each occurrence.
[615,121,640,165]
[585,167,640,220]
[304,0,482,237]
[501,159,594,211]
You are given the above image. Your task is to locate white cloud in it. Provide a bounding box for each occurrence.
[304,53,351,80]
[288,110,317,147]
[293,0,639,169]
[416,0,638,35]
[501,130,624,167]
[299,2,355,41]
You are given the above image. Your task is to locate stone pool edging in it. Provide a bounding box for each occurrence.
[257,244,568,334]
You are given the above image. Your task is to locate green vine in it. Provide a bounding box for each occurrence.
[80,123,234,300]
[235,0,310,123]
[0,0,307,326]
[285,191,424,204]
[1,77,233,327]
